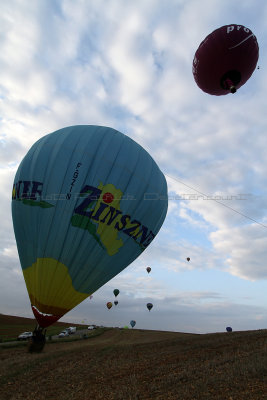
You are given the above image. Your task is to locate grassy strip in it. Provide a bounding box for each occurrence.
[48,327,111,344]
[0,328,110,349]
[0,341,29,349]
[0,325,89,342]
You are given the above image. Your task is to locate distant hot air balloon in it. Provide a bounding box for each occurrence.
[107,302,113,310]
[11,125,168,350]
[147,303,153,312]
[193,24,259,95]
[146,267,151,273]
[226,326,232,332]
[130,320,136,328]
[113,289,120,297]
[187,257,190,262]
[114,300,118,306]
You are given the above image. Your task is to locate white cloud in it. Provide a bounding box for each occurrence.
[211,223,267,280]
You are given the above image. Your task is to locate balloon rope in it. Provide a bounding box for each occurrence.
[165,173,267,229]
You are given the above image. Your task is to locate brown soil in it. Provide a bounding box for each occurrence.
[0,327,266,400]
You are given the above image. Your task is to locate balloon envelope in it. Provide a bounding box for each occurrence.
[113,289,120,297]
[12,125,168,328]
[226,326,232,332]
[146,267,151,273]
[193,24,259,95]
[187,257,190,262]
[114,301,118,306]
[107,302,113,310]
[130,320,136,328]
[147,303,153,311]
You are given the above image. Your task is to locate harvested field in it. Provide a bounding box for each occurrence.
[0,315,266,400]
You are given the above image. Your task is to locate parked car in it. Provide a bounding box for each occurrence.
[17,331,33,341]
[66,326,76,334]
[58,330,69,338]
[87,326,95,330]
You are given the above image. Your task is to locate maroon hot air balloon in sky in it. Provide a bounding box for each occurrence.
[193,24,259,95]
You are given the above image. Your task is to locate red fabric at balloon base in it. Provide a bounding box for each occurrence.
[32,305,62,328]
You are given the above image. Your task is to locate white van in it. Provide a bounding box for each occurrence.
[66,326,76,334]
[17,331,33,341]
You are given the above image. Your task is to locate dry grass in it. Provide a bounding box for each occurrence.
[0,320,266,400]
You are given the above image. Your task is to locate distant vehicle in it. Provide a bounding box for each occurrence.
[66,326,76,334]
[87,326,95,330]
[17,331,33,341]
[58,330,69,338]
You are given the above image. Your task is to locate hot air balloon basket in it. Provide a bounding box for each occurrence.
[27,329,46,353]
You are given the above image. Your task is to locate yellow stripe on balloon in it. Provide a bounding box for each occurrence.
[23,258,89,316]
[96,182,124,255]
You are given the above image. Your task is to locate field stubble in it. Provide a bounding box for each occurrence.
[0,326,266,400]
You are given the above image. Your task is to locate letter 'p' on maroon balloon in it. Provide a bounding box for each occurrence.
[192,24,259,95]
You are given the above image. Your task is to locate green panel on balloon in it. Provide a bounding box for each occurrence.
[12,125,168,327]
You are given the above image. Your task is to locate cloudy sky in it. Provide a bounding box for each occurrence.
[1,0,267,334]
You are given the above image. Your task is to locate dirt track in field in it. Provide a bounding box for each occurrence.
[1,328,266,400]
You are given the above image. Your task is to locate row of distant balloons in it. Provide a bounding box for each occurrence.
[11,24,258,347]
[106,288,119,309]
[106,282,231,330]
[106,261,189,312]
[104,261,194,327]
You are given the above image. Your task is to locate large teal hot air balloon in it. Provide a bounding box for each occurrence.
[12,125,168,331]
